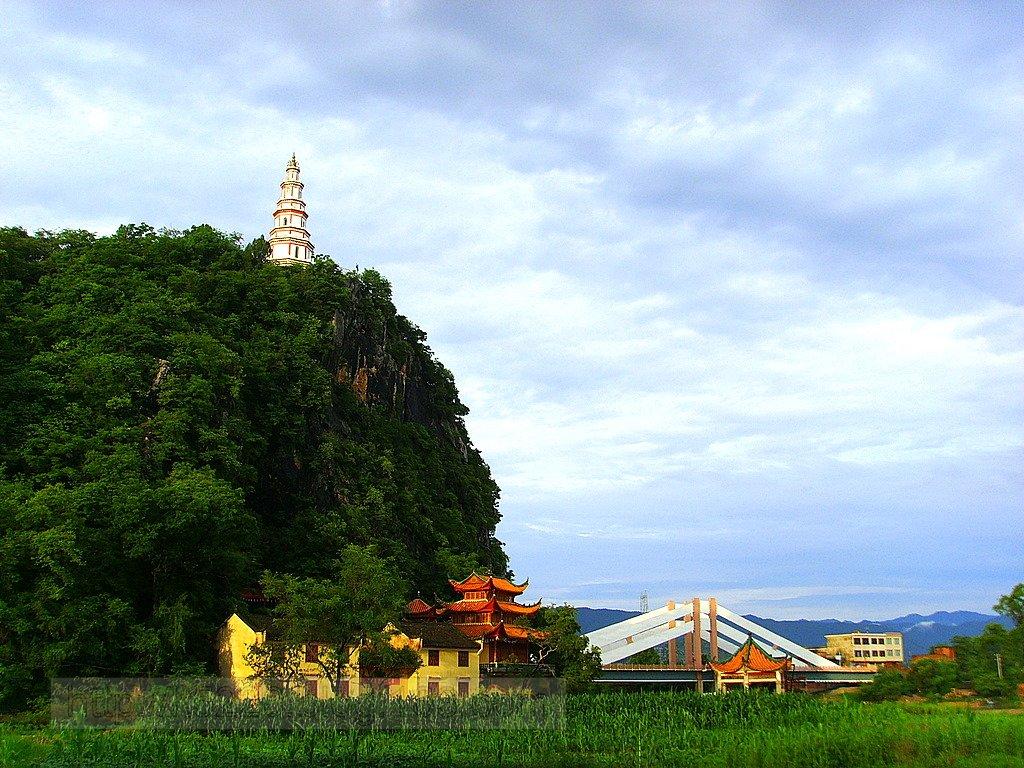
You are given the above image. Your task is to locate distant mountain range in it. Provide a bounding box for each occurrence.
[576,607,1012,658]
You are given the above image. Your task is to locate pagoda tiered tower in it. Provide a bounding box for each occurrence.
[267,154,314,266]
[406,574,547,664]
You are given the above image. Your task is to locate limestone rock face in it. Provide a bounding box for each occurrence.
[329,276,470,460]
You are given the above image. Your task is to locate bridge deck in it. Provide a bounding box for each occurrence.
[598,665,876,686]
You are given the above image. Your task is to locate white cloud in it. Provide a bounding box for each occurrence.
[1,2,1021,617]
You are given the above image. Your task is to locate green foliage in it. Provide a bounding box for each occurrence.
[906,659,958,696]
[357,642,423,676]
[952,584,1024,700]
[856,669,912,702]
[623,647,663,665]
[0,225,507,710]
[534,605,602,693]
[18,692,1024,767]
[251,546,409,690]
[857,660,959,702]
[994,583,1024,627]
[953,622,1022,699]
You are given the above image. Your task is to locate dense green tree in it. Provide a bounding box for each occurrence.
[0,225,507,710]
[954,622,1021,698]
[907,659,958,696]
[994,583,1024,628]
[952,584,1024,700]
[856,669,911,702]
[534,605,602,693]
[247,545,413,693]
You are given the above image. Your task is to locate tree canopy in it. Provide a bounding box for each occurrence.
[0,225,507,710]
[534,605,602,693]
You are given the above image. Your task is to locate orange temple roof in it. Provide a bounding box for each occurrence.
[442,597,541,616]
[457,622,548,641]
[405,598,435,617]
[710,637,789,674]
[448,572,529,595]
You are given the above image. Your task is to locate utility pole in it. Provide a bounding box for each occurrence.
[639,592,649,613]
[996,653,1004,680]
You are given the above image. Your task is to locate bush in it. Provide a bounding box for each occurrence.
[857,669,910,701]
[907,659,957,696]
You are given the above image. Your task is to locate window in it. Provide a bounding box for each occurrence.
[305,644,319,662]
[458,679,470,698]
[854,650,862,658]
[853,637,861,645]
[428,649,439,666]
[427,679,440,696]
[458,651,470,667]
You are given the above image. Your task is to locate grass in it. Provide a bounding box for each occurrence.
[2,691,1023,767]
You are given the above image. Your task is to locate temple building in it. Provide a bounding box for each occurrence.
[267,154,314,266]
[407,573,547,664]
[709,636,789,693]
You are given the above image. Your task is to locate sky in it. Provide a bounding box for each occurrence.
[1,1,1021,620]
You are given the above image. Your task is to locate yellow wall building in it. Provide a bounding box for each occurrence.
[382,621,482,698]
[818,631,904,668]
[217,613,360,700]
[217,614,481,700]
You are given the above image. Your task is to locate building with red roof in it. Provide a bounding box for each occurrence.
[709,636,790,692]
[405,573,547,664]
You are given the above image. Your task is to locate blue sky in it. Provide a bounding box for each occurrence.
[2,2,1021,619]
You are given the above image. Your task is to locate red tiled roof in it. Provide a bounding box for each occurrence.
[396,620,480,650]
[442,598,496,613]
[710,637,788,674]
[405,598,435,616]
[441,598,541,616]
[452,622,548,642]
[500,624,547,641]
[448,572,529,595]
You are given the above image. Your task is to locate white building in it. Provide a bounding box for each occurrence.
[267,154,314,266]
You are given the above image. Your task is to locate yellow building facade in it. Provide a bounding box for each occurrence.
[818,631,904,668]
[217,614,481,700]
[217,613,361,700]
[387,620,481,697]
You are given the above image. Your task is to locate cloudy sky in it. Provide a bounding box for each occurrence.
[3,2,1022,619]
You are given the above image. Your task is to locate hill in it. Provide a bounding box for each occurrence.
[576,607,1012,658]
[0,225,507,708]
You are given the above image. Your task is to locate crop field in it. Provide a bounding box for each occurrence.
[2,691,1023,768]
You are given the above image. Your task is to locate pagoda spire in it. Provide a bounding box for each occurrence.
[267,154,313,266]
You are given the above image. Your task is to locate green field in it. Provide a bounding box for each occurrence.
[2,692,1022,768]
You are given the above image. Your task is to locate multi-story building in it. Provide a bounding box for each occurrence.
[818,631,904,668]
[407,573,548,664]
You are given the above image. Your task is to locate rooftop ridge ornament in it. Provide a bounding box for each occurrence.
[267,153,314,266]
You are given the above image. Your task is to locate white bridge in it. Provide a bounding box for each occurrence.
[585,597,840,668]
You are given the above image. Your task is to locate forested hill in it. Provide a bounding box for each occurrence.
[0,224,506,706]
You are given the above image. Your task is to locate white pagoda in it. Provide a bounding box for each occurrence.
[267,154,314,266]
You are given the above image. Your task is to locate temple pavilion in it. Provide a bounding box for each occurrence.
[406,573,547,664]
[709,636,790,693]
